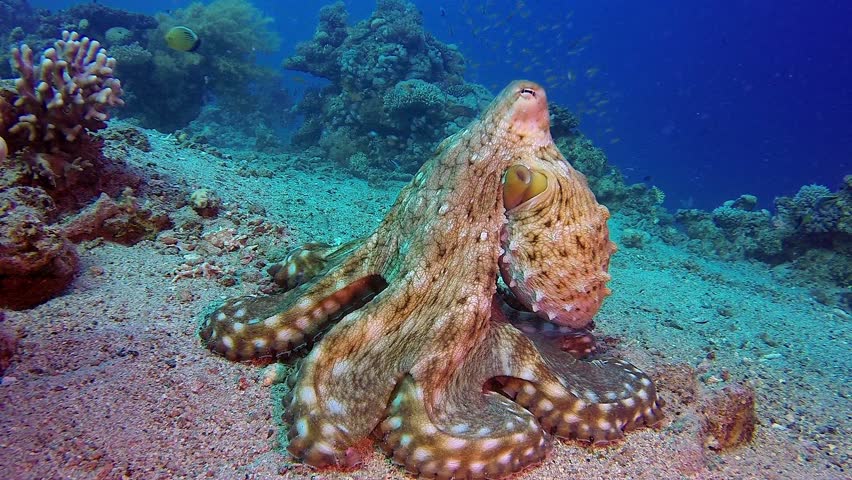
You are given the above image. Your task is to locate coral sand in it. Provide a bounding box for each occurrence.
[0,118,848,479]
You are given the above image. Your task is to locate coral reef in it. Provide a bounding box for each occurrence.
[775,181,852,238]
[676,180,852,288]
[61,2,156,41]
[284,0,491,176]
[675,197,784,262]
[118,0,282,131]
[0,31,173,309]
[0,1,43,79]
[0,0,157,79]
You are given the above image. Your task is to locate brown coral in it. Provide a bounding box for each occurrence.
[63,189,172,245]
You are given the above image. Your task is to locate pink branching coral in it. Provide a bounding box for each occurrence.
[1,30,124,155]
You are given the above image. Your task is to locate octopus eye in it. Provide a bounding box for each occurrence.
[503,164,548,210]
[520,87,537,97]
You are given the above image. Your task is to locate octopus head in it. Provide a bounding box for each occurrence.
[504,82,551,143]
[499,91,616,329]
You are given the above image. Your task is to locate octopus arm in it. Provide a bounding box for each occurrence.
[284,278,455,468]
[268,239,364,290]
[199,246,386,362]
[376,320,553,480]
[496,291,597,358]
[490,304,664,446]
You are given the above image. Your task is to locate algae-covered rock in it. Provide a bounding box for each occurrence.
[700,383,757,451]
[0,187,79,310]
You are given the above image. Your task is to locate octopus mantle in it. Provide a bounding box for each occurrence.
[200,81,663,479]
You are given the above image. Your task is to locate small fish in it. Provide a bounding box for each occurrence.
[165,26,200,52]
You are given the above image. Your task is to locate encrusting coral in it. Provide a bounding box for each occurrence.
[0,186,79,310]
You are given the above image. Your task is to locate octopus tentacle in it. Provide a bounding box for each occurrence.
[376,315,554,479]
[268,239,363,290]
[283,290,417,467]
[490,305,663,445]
[199,244,386,362]
[377,375,549,479]
[496,292,597,358]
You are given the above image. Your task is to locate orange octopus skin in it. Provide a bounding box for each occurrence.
[199,81,663,479]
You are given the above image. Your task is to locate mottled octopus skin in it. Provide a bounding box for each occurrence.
[199,81,663,479]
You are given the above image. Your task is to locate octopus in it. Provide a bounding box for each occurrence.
[200,80,663,479]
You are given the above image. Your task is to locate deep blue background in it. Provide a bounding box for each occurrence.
[30,0,852,210]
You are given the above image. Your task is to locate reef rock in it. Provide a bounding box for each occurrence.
[0,187,79,310]
[284,0,491,175]
[699,383,757,451]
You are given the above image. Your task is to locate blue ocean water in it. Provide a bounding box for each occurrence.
[31,0,851,210]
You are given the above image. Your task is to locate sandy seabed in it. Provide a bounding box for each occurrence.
[0,127,849,480]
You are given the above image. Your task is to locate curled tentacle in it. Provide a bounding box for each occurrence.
[375,314,555,479]
[283,281,430,467]
[268,239,362,290]
[377,376,549,480]
[491,304,663,445]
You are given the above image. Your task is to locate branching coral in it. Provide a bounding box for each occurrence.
[1,30,123,155]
